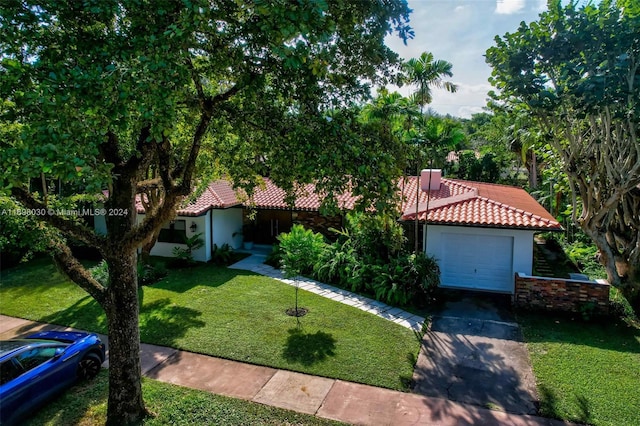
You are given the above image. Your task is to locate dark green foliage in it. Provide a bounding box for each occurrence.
[609,286,638,322]
[369,253,440,306]
[0,196,57,267]
[449,151,501,183]
[137,261,167,286]
[90,260,110,287]
[170,233,205,268]
[91,259,167,287]
[210,243,233,266]
[264,243,282,268]
[276,213,441,307]
[278,224,327,278]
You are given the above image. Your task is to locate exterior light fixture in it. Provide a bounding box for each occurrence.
[190,222,197,232]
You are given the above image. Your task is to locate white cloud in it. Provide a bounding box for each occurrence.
[534,0,547,11]
[454,5,466,12]
[495,0,526,15]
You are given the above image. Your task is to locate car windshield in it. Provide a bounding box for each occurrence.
[0,339,68,358]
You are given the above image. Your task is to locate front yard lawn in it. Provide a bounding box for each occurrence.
[25,371,343,426]
[518,313,640,426]
[0,257,420,391]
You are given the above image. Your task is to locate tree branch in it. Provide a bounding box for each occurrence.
[51,241,107,307]
[11,186,106,251]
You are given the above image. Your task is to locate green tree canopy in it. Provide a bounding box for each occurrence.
[0,1,413,423]
[486,0,640,311]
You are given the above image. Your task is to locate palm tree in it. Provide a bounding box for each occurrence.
[404,52,458,109]
[403,52,458,253]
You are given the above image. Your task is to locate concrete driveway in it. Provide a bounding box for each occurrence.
[412,291,539,415]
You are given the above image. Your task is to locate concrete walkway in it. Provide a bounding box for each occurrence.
[1,314,568,426]
[229,251,425,331]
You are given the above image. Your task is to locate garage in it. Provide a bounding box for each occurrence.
[439,233,514,293]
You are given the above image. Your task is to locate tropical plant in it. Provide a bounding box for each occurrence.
[313,213,440,306]
[403,51,459,252]
[170,233,204,268]
[278,225,327,278]
[486,0,640,312]
[211,243,233,266]
[403,52,458,107]
[370,253,440,306]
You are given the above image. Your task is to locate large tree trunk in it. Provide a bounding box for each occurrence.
[584,220,640,314]
[104,250,147,425]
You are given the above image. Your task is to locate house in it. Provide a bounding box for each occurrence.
[129,179,358,262]
[401,170,562,294]
[129,171,561,295]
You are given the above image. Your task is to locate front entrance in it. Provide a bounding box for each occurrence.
[254,209,293,244]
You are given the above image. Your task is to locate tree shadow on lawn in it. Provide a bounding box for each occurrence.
[23,370,109,426]
[150,263,257,293]
[282,327,337,366]
[22,294,206,348]
[538,384,592,425]
[0,256,89,298]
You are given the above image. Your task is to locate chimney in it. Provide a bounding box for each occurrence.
[421,169,441,191]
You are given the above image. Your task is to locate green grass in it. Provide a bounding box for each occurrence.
[0,256,420,390]
[25,371,344,425]
[518,312,640,426]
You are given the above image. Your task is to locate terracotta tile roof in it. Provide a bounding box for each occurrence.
[400,177,561,231]
[134,176,561,230]
[135,178,357,216]
[135,181,242,217]
[246,179,358,211]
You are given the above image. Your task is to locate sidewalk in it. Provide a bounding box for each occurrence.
[1,314,568,426]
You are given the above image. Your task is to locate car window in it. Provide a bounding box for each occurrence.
[15,346,59,372]
[0,360,23,385]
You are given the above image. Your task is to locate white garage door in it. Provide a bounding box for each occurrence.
[440,233,514,293]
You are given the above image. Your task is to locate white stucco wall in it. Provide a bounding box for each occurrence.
[137,213,210,262]
[424,224,535,279]
[211,208,244,250]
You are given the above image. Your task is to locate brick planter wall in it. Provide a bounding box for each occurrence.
[514,273,610,315]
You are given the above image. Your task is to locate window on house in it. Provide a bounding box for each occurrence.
[157,220,187,244]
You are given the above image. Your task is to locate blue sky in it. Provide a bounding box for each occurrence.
[385,0,549,118]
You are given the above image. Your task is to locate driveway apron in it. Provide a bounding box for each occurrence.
[412,292,539,415]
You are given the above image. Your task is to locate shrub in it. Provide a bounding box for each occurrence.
[314,239,365,292]
[314,213,441,307]
[211,243,233,265]
[264,243,282,268]
[369,253,440,306]
[342,212,405,262]
[609,286,638,322]
[91,259,167,287]
[277,224,327,278]
[170,233,205,268]
[137,261,167,286]
[90,260,110,286]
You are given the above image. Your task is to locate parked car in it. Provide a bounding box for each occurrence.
[0,330,106,425]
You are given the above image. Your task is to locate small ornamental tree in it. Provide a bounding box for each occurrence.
[0,1,413,423]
